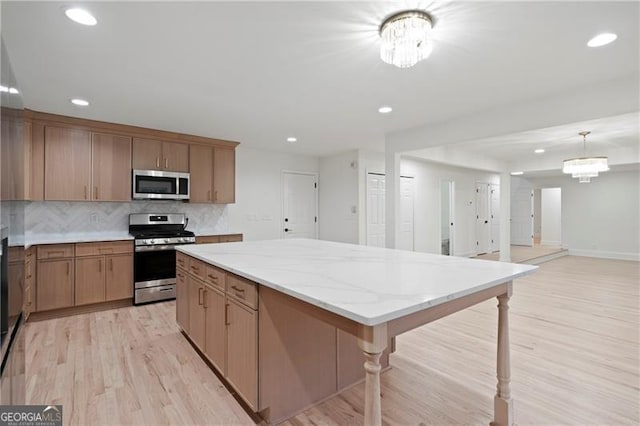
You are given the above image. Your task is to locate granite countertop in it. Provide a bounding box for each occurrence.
[177,238,537,326]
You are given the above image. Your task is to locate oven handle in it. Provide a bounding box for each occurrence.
[135,244,182,252]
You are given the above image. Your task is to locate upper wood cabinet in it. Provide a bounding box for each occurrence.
[189,144,214,203]
[214,147,235,203]
[44,126,92,201]
[189,145,236,204]
[132,138,189,172]
[92,133,132,202]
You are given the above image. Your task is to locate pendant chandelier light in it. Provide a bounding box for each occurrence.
[380,10,433,68]
[562,131,609,183]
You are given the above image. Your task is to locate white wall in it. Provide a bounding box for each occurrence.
[318,150,359,243]
[227,146,319,242]
[400,157,499,257]
[528,169,639,260]
[540,187,562,245]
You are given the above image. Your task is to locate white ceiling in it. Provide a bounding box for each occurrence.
[1,1,639,157]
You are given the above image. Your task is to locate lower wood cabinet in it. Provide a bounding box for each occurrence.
[75,242,133,306]
[226,297,258,409]
[178,254,258,409]
[35,240,133,312]
[36,258,74,311]
[176,268,189,332]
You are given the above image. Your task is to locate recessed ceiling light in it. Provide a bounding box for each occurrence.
[587,33,617,47]
[65,8,97,26]
[0,85,8,93]
[510,171,524,176]
[287,137,297,143]
[71,98,90,106]
[534,149,545,154]
[8,87,19,94]
[378,106,393,114]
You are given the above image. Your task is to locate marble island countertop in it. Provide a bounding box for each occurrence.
[177,238,537,326]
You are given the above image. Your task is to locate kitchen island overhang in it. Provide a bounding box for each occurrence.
[176,238,537,425]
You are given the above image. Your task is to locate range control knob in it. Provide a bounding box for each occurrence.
[149,239,155,245]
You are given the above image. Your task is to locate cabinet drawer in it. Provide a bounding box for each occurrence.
[75,240,133,257]
[176,252,189,270]
[226,274,257,309]
[189,257,206,280]
[37,244,74,259]
[220,234,243,243]
[205,265,225,290]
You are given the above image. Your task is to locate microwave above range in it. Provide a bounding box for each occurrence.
[132,169,190,200]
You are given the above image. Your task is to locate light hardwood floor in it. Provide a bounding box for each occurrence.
[475,244,566,263]
[26,256,639,425]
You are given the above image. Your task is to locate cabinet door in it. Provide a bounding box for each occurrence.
[29,122,45,201]
[189,278,206,350]
[36,259,74,311]
[92,133,132,201]
[213,147,235,203]
[75,257,105,305]
[44,126,91,201]
[188,145,213,203]
[226,298,257,409]
[162,141,189,172]
[132,138,163,170]
[176,269,189,332]
[204,285,226,373]
[105,254,133,301]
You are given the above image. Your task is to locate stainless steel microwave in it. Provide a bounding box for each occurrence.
[132,169,190,200]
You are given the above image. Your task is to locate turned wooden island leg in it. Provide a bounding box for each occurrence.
[357,323,388,426]
[491,289,514,426]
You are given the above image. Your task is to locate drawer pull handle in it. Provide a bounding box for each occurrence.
[225,303,230,325]
[198,287,203,305]
[231,285,244,297]
[203,290,208,309]
[109,258,113,271]
[208,274,218,281]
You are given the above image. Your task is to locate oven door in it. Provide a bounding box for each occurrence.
[134,246,177,289]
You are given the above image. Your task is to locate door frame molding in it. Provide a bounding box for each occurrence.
[281,170,319,239]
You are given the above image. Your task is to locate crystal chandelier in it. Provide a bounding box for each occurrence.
[562,131,609,183]
[380,10,433,68]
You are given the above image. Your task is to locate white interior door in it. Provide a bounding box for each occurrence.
[511,185,534,246]
[440,180,455,255]
[476,183,490,254]
[283,172,318,239]
[490,184,500,252]
[398,177,415,251]
[366,173,386,247]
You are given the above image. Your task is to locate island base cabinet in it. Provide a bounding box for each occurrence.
[226,298,257,410]
[36,259,74,311]
[176,269,189,332]
[204,286,226,373]
[188,277,206,350]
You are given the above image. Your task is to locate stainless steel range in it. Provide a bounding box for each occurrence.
[129,213,195,304]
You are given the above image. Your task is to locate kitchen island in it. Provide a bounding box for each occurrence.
[176,239,537,425]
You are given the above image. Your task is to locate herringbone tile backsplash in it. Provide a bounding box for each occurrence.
[25,201,228,236]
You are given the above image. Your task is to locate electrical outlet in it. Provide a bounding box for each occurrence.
[89,213,98,224]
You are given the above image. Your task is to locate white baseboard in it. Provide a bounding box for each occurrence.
[541,240,561,246]
[458,250,477,258]
[568,249,640,261]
